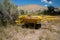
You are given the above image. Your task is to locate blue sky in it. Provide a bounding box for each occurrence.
[10,0,60,7]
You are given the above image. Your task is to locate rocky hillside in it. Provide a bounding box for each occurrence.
[18,4,47,12]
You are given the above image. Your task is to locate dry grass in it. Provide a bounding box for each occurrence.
[0,16,60,40]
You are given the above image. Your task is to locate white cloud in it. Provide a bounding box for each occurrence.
[49,1,52,4]
[41,0,48,3]
[41,0,52,4]
[44,5,48,7]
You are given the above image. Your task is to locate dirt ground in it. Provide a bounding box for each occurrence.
[0,17,60,40]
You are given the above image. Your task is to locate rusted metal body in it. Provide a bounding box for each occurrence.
[15,15,59,29]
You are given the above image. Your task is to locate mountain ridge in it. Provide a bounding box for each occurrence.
[17,4,48,12]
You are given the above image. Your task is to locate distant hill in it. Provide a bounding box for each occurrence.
[17,4,48,12]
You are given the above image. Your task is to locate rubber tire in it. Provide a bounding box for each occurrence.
[35,24,41,29]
